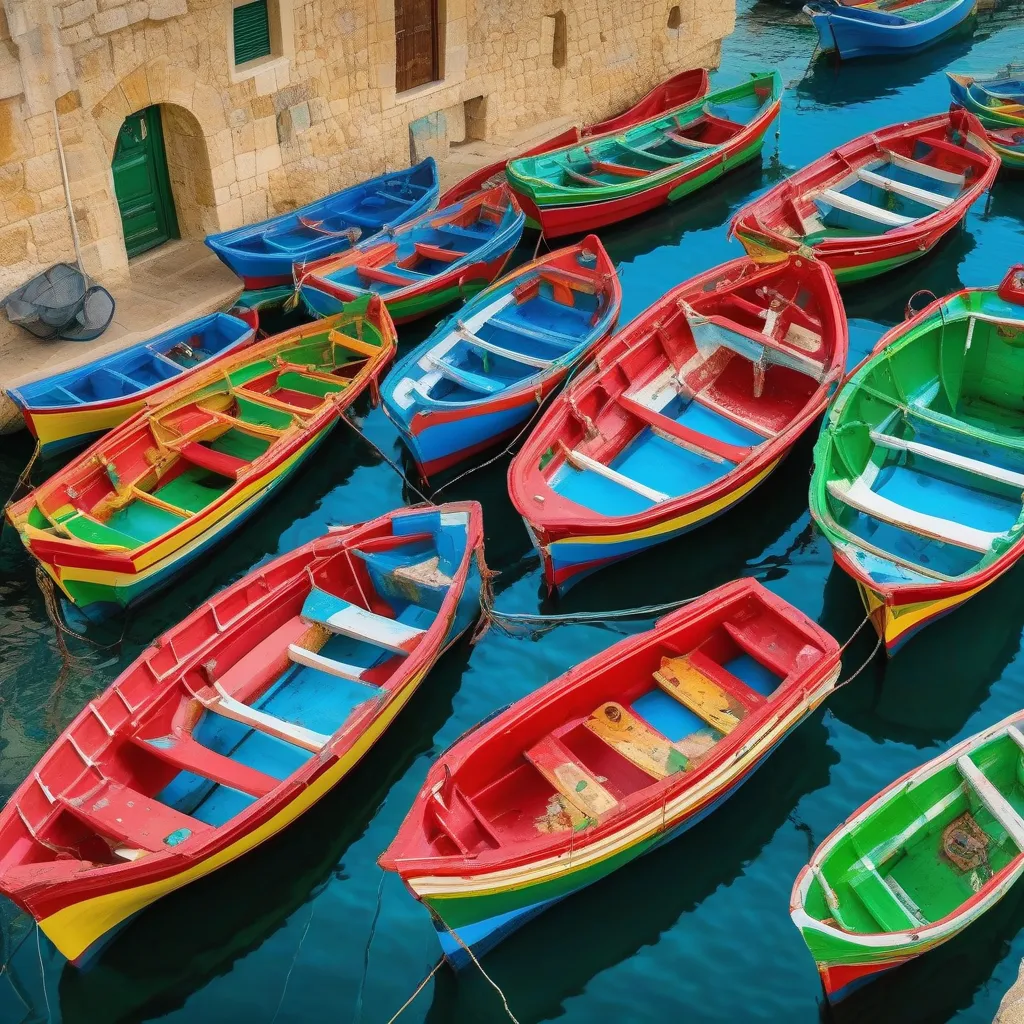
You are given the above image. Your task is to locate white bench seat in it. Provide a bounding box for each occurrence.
[564,446,669,503]
[870,430,1024,489]
[287,644,372,681]
[827,478,1000,553]
[454,326,554,369]
[956,754,1024,850]
[818,188,915,228]
[857,168,953,210]
[301,588,426,654]
[881,150,966,187]
[205,684,331,752]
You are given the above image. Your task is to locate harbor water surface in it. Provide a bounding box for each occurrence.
[2,2,1024,1021]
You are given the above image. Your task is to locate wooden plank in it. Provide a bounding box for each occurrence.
[653,655,747,734]
[956,754,1024,850]
[584,701,688,778]
[206,684,330,753]
[857,168,953,210]
[301,587,425,653]
[819,188,914,227]
[827,478,998,553]
[869,430,1024,489]
[881,150,965,186]
[563,445,669,503]
[454,325,553,369]
[287,644,371,682]
[618,393,751,464]
[524,733,618,820]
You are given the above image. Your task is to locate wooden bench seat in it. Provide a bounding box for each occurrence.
[133,733,280,798]
[957,755,1024,849]
[870,430,1024,490]
[652,653,758,734]
[63,780,210,853]
[857,168,953,210]
[827,478,1000,553]
[850,867,921,932]
[524,733,618,819]
[301,587,425,654]
[618,392,751,464]
[178,441,248,479]
[561,443,670,503]
[454,325,554,369]
[426,355,504,395]
[200,684,330,753]
[881,150,966,187]
[356,264,424,286]
[584,701,687,778]
[818,188,914,228]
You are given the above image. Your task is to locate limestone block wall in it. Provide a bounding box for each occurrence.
[0,0,735,298]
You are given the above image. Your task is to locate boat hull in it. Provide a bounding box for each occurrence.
[412,661,841,966]
[517,132,774,239]
[805,0,975,60]
[531,457,782,592]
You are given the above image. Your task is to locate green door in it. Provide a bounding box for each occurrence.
[112,105,179,258]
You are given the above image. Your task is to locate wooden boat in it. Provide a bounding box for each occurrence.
[0,501,484,963]
[792,707,1024,1002]
[509,254,847,593]
[295,186,525,325]
[948,72,1024,130]
[7,313,256,458]
[804,0,976,60]
[437,68,711,209]
[382,235,621,480]
[505,72,782,238]
[204,159,438,289]
[984,125,1024,170]
[6,296,396,624]
[380,577,841,967]
[809,266,1024,656]
[730,110,998,284]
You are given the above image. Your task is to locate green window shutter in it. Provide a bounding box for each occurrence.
[233,1,272,65]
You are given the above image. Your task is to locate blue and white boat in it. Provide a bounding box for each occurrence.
[804,0,975,60]
[204,159,438,289]
[380,235,621,481]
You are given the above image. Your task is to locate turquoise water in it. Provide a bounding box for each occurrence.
[4,3,1024,1020]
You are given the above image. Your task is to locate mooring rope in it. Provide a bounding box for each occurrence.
[385,958,444,1024]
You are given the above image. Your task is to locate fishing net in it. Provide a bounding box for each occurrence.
[2,263,115,342]
[942,812,990,872]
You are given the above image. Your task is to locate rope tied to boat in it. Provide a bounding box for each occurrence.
[1,440,41,532]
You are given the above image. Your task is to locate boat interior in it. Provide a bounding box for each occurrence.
[834,0,963,25]
[14,315,253,409]
[807,727,1024,935]
[0,509,470,870]
[225,164,437,256]
[312,190,518,295]
[418,586,827,857]
[524,84,774,189]
[821,304,1024,585]
[389,251,612,409]
[541,262,835,517]
[784,141,982,244]
[19,323,383,551]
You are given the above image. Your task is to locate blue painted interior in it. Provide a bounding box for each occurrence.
[663,394,766,447]
[612,430,730,494]
[154,508,469,828]
[550,463,657,516]
[723,652,782,697]
[632,688,719,744]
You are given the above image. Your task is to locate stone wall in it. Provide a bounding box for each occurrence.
[0,0,735,297]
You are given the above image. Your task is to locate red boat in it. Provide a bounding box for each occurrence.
[730,109,999,284]
[379,578,842,966]
[508,254,848,592]
[437,68,711,208]
[0,502,484,963]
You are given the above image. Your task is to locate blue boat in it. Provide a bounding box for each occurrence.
[8,312,255,457]
[204,159,438,289]
[948,72,1024,129]
[804,0,975,60]
[380,234,621,480]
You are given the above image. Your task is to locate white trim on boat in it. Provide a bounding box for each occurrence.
[869,430,1024,489]
[454,325,553,368]
[881,150,967,187]
[956,754,1024,850]
[287,644,369,681]
[818,188,915,227]
[564,447,669,502]
[207,684,330,752]
[857,168,953,210]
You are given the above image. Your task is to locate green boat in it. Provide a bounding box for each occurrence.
[809,266,1024,655]
[504,72,782,238]
[792,708,1024,1002]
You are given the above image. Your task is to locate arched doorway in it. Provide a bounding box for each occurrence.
[112,105,180,258]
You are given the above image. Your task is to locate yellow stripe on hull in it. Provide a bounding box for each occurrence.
[30,402,147,451]
[39,664,428,962]
[857,576,996,651]
[556,460,781,547]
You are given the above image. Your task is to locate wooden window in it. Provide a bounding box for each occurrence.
[395,0,439,93]
[233,0,272,66]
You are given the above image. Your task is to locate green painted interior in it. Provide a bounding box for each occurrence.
[112,105,180,259]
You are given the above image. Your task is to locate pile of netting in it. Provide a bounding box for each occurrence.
[2,263,114,342]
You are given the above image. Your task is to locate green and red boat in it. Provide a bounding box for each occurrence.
[792,707,1024,1002]
[505,71,782,238]
[809,265,1024,655]
[730,108,998,283]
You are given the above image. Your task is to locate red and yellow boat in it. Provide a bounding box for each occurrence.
[0,501,484,963]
